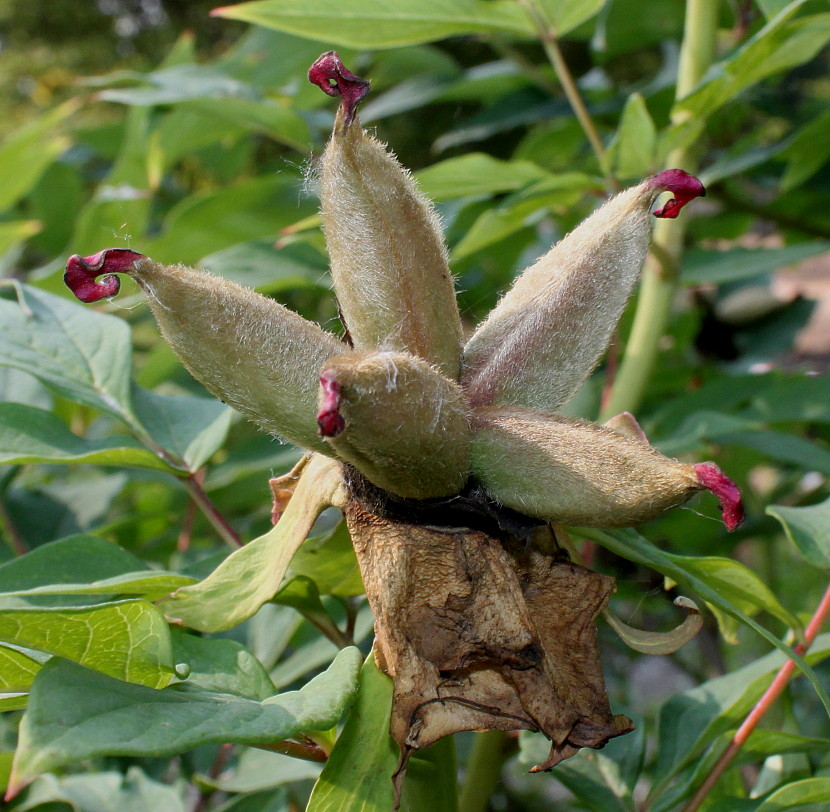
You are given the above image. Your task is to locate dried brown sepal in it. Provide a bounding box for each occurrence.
[268,454,312,524]
[317,54,463,379]
[344,497,632,775]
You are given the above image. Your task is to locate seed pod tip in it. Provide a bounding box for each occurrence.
[694,462,744,531]
[308,51,370,126]
[64,248,144,303]
[650,169,706,219]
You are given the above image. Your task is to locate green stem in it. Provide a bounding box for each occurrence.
[600,0,720,420]
[459,730,509,812]
[519,0,618,191]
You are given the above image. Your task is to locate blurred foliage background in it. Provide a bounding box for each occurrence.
[0,0,829,810]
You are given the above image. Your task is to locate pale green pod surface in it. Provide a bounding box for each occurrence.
[65,250,344,454]
[320,111,463,379]
[317,350,471,499]
[462,171,706,411]
[471,406,716,528]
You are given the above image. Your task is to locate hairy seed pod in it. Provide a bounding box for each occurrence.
[462,170,705,410]
[311,51,463,380]
[317,350,471,499]
[64,249,343,454]
[471,406,743,530]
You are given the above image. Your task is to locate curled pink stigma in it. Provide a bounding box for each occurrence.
[308,51,371,126]
[694,463,744,531]
[317,372,346,438]
[64,248,144,303]
[650,169,706,219]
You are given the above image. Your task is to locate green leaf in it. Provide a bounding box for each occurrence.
[711,430,830,476]
[676,6,830,119]
[767,497,830,569]
[20,767,187,812]
[0,285,135,423]
[780,109,830,190]
[414,153,550,201]
[307,653,398,812]
[681,242,830,286]
[0,101,75,212]
[0,220,41,256]
[583,528,830,719]
[141,176,317,265]
[0,402,168,471]
[609,93,656,180]
[0,598,174,688]
[0,572,196,602]
[536,0,606,36]
[11,647,361,792]
[605,596,703,655]
[663,554,802,643]
[131,386,233,472]
[0,644,44,693]
[401,737,458,812]
[744,374,830,424]
[197,748,322,792]
[213,0,535,49]
[159,455,341,632]
[170,631,276,700]
[651,633,830,789]
[287,522,364,597]
[755,777,830,811]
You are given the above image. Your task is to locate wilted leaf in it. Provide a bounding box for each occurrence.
[10,647,362,792]
[604,596,703,655]
[159,455,344,632]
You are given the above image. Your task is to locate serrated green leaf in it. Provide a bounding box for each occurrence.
[610,93,656,179]
[681,242,830,286]
[767,497,830,570]
[0,101,75,212]
[536,0,605,36]
[605,596,703,655]
[676,5,830,119]
[414,153,550,200]
[583,528,830,719]
[131,386,233,472]
[11,647,361,791]
[307,653,398,812]
[159,455,341,632]
[170,631,276,700]
[0,598,174,688]
[213,0,535,49]
[0,285,135,423]
[0,402,168,471]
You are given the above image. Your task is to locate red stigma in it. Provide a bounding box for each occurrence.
[650,169,706,219]
[317,372,346,438]
[308,51,371,126]
[64,248,144,303]
[694,463,744,531]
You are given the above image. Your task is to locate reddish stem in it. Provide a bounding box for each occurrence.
[682,581,830,812]
[182,474,242,549]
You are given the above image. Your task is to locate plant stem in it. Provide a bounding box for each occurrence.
[682,580,830,812]
[600,0,719,420]
[519,0,617,191]
[459,730,509,812]
[182,474,242,549]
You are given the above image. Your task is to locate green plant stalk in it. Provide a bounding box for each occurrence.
[600,0,719,420]
[459,730,509,812]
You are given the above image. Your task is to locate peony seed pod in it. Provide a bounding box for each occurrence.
[471,406,743,530]
[65,249,344,454]
[311,52,464,380]
[316,350,471,499]
[462,170,705,411]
